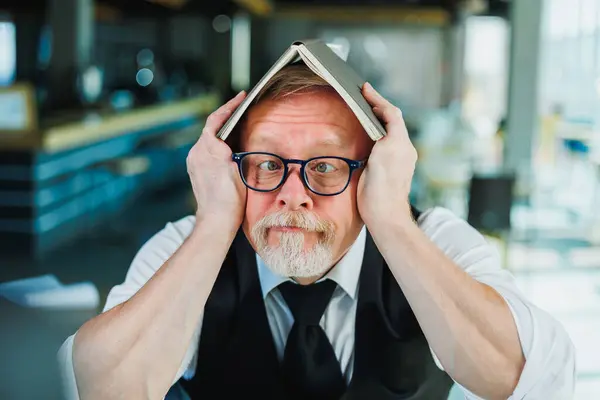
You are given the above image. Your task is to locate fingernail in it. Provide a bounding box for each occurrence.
[236,90,246,97]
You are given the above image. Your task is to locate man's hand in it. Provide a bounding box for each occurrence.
[357,83,531,398]
[357,82,417,228]
[71,93,250,400]
[187,91,248,230]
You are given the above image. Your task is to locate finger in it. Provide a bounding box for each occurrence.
[203,91,247,135]
[370,105,412,147]
[363,83,404,126]
[362,82,393,109]
[188,136,232,170]
[204,91,246,133]
[372,105,403,127]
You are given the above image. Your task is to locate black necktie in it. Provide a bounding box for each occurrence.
[278,279,346,399]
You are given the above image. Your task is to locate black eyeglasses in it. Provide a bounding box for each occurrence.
[232,152,366,196]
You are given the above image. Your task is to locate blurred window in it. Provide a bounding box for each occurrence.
[462,16,509,137]
[0,21,16,86]
[539,0,600,123]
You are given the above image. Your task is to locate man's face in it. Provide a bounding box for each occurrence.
[240,90,373,279]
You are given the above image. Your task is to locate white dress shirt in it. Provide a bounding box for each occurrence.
[58,207,576,400]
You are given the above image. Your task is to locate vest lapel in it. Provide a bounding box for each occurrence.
[343,230,388,398]
[225,231,285,396]
[350,231,453,400]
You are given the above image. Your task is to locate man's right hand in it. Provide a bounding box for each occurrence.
[187,91,248,230]
[69,93,250,400]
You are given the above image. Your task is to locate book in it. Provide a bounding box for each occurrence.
[216,39,387,142]
[0,274,100,310]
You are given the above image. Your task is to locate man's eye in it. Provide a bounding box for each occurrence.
[314,162,335,173]
[258,160,280,171]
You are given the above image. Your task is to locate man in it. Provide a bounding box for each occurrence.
[58,65,576,400]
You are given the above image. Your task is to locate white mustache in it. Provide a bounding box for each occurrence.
[259,211,329,232]
[252,211,336,246]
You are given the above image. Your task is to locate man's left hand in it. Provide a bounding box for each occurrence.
[357,82,417,228]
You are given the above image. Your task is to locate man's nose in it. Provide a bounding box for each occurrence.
[275,168,314,211]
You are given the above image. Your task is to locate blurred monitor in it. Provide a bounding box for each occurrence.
[0,83,37,133]
[467,173,515,233]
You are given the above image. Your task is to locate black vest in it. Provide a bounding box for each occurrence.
[179,207,453,399]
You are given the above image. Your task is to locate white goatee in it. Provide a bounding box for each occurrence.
[251,211,336,278]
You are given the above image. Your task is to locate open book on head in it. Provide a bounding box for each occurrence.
[216,39,387,142]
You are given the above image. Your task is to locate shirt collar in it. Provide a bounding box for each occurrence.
[256,225,367,300]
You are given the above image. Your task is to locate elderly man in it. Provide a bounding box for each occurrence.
[58,64,575,400]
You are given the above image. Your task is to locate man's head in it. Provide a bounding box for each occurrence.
[238,64,373,281]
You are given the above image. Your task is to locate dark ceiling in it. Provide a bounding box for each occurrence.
[0,0,236,18]
[0,0,510,19]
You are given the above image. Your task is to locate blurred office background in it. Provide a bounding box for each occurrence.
[0,0,599,398]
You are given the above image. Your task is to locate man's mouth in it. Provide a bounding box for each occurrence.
[268,226,307,233]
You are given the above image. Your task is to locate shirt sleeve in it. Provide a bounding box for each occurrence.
[419,207,577,399]
[57,215,202,400]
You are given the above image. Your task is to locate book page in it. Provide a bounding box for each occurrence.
[301,55,328,81]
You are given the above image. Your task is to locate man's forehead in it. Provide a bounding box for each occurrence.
[243,96,361,139]
[244,121,354,147]
[248,93,344,118]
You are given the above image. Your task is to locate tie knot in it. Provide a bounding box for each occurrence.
[278,279,337,326]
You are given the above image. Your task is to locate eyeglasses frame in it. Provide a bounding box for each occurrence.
[231,151,367,196]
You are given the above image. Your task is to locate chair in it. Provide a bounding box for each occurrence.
[467,173,516,268]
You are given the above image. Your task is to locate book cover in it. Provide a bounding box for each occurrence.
[216,39,386,142]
